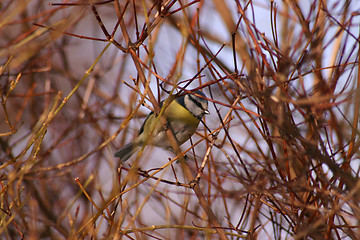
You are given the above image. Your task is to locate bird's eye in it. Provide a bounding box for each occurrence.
[188,94,206,111]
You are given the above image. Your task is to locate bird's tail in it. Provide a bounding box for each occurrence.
[114,142,141,161]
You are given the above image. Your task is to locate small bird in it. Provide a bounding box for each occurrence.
[114,90,209,161]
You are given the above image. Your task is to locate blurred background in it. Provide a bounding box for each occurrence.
[1,0,360,239]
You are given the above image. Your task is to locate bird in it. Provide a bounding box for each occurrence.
[114,90,209,162]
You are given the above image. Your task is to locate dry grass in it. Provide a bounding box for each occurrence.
[1,0,359,239]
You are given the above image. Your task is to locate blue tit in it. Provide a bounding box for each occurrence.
[114,90,209,161]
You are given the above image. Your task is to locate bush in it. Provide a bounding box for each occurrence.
[1,1,359,239]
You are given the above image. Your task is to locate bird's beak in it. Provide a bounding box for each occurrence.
[204,110,210,115]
